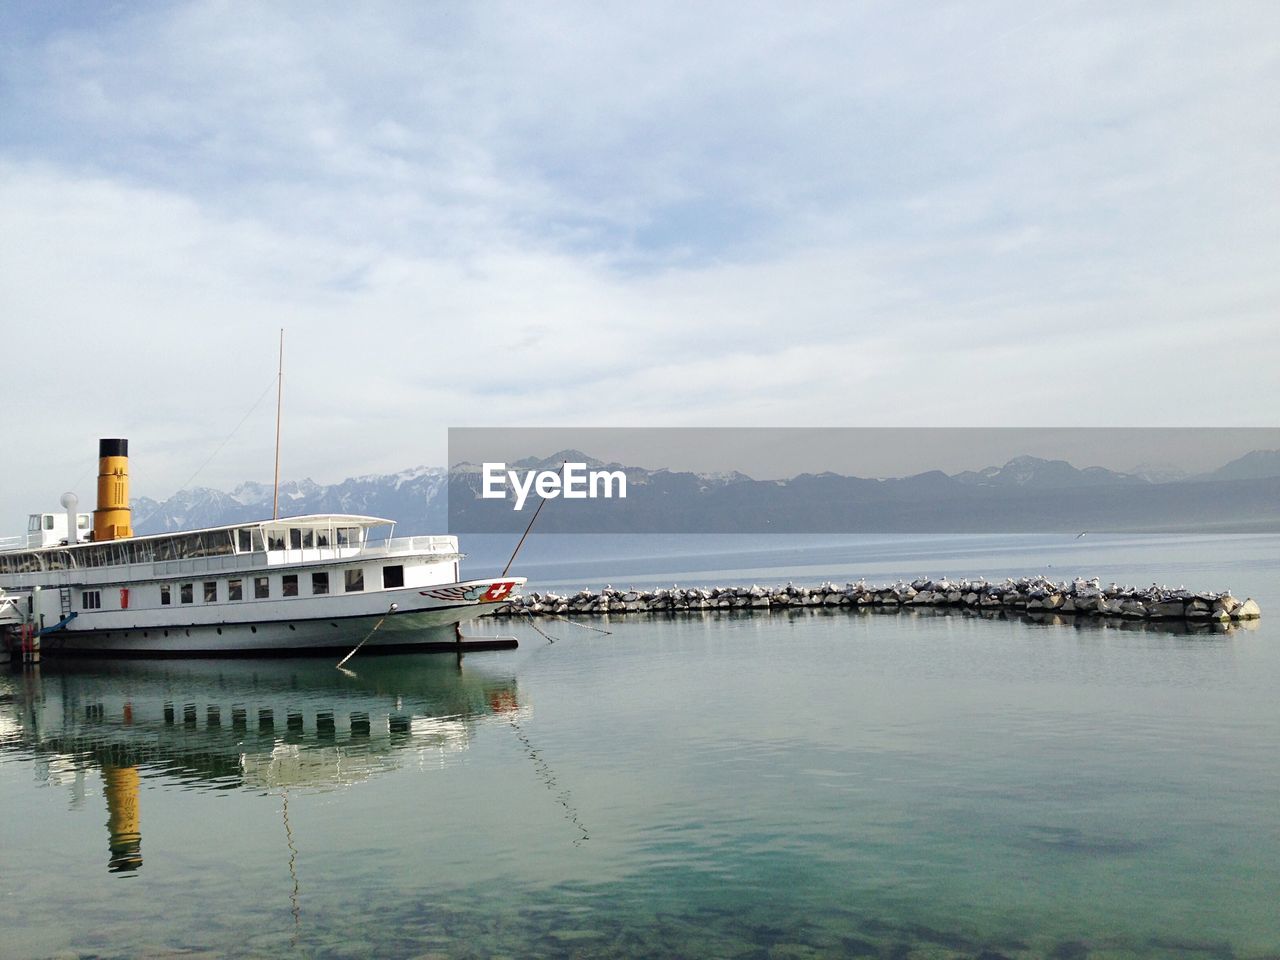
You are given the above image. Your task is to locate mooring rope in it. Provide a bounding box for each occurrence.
[506,714,589,846]
[336,602,398,669]
[544,614,612,635]
[522,611,560,644]
[281,789,301,944]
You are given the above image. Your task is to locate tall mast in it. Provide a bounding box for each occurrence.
[273,328,284,520]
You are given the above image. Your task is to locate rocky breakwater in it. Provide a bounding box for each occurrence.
[498,576,1262,624]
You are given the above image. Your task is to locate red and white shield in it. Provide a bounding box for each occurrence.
[482,581,515,602]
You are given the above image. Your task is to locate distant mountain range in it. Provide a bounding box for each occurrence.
[132,449,1280,536]
[950,450,1280,488]
[133,468,448,535]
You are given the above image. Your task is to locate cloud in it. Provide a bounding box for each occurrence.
[1,1,1278,526]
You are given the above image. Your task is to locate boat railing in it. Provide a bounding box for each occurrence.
[0,535,27,552]
[1,535,461,586]
[152,552,274,577]
[147,537,458,576]
[374,535,459,556]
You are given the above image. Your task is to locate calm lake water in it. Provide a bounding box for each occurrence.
[2,534,1277,959]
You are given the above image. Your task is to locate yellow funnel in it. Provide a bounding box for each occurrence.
[92,438,132,542]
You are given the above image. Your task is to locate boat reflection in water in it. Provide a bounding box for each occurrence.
[0,654,523,873]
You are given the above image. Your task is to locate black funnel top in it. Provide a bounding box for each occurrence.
[99,438,129,458]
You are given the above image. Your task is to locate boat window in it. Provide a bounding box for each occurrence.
[302,529,314,549]
[268,532,285,551]
[289,528,302,549]
[180,583,194,604]
[382,565,405,589]
[344,568,364,592]
[81,590,101,610]
[312,572,329,595]
[254,576,270,599]
[317,532,329,547]
[160,585,171,606]
[44,515,54,531]
[29,515,41,532]
[1,552,42,573]
[204,581,217,603]
[237,529,253,552]
[228,579,243,601]
[336,526,361,547]
[194,531,233,557]
[282,574,299,597]
[78,515,91,530]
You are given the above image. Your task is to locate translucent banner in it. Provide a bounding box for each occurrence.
[447,428,1280,534]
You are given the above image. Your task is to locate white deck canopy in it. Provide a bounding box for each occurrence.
[0,515,401,575]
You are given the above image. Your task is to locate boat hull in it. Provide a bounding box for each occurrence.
[18,578,524,657]
[35,617,517,657]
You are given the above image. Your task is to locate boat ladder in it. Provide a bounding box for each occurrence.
[59,586,72,619]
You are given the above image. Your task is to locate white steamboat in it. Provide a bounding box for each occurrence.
[0,439,523,656]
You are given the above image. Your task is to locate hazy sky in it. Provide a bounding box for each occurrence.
[2,2,1277,529]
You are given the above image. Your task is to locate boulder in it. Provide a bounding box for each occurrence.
[1213,595,1240,616]
[1233,598,1262,620]
[1186,600,1212,620]
[1119,599,1148,619]
[1147,600,1186,619]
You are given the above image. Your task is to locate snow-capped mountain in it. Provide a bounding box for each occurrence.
[1128,462,1190,484]
[132,467,447,536]
[951,456,1144,488]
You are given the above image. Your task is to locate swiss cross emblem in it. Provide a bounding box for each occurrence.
[482,581,515,602]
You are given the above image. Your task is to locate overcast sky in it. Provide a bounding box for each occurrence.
[2,1,1277,529]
